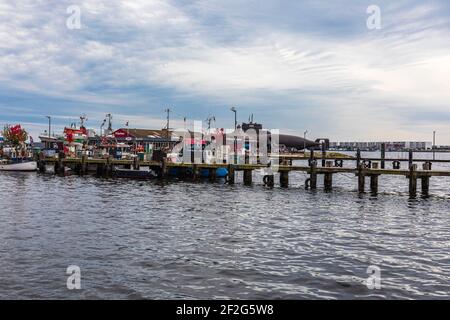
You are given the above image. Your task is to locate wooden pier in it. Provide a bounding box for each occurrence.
[37,149,450,199]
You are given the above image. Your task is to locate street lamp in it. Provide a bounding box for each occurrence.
[230,107,238,163]
[230,107,237,130]
[433,130,436,160]
[100,119,106,137]
[46,116,51,138]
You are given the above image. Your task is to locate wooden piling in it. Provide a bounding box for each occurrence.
[324,172,333,191]
[321,143,326,167]
[310,161,317,189]
[265,174,275,187]
[133,157,140,170]
[159,158,167,179]
[192,164,198,181]
[227,164,235,184]
[409,164,418,199]
[209,168,216,182]
[243,169,252,185]
[357,150,365,193]
[280,171,289,188]
[81,155,88,175]
[96,163,104,176]
[106,156,113,177]
[409,150,414,170]
[370,175,379,194]
[421,176,430,196]
[381,143,386,169]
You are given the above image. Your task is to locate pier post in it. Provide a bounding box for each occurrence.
[309,148,314,166]
[227,164,235,184]
[209,168,216,182]
[357,150,365,193]
[421,175,430,196]
[243,169,252,186]
[321,142,326,167]
[96,163,104,177]
[408,150,414,170]
[133,157,140,170]
[370,175,379,194]
[38,153,46,173]
[106,157,113,177]
[264,174,274,187]
[381,143,386,169]
[56,152,65,175]
[81,155,88,175]
[192,164,198,181]
[409,164,418,199]
[324,172,333,191]
[356,148,361,167]
[280,171,289,188]
[38,161,46,173]
[358,173,365,193]
[159,158,167,179]
[310,160,317,190]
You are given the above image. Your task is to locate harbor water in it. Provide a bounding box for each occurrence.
[0,152,449,299]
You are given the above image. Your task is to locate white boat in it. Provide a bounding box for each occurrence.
[0,160,37,171]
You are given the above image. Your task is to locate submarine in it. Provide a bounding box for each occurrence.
[241,121,320,150]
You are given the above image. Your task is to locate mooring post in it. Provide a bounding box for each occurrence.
[356,148,361,168]
[370,175,379,194]
[408,150,414,170]
[133,156,140,170]
[192,164,198,181]
[409,164,418,199]
[310,160,317,189]
[324,172,333,191]
[57,152,65,175]
[106,156,113,177]
[280,170,289,188]
[321,142,326,167]
[81,155,88,175]
[209,168,216,182]
[96,163,103,176]
[356,149,364,193]
[264,174,275,187]
[243,169,252,185]
[421,175,430,196]
[381,143,386,169]
[159,158,167,179]
[358,172,365,193]
[227,164,235,184]
[38,161,46,173]
[38,153,46,173]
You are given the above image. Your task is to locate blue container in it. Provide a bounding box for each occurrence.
[216,168,228,178]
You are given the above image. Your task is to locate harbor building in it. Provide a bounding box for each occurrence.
[330,141,432,151]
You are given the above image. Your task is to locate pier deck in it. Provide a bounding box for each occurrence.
[37,150,450,199]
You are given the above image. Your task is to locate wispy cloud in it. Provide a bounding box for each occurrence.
[0,0,449,142]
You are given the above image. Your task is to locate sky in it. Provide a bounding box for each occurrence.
[1,0,450,143]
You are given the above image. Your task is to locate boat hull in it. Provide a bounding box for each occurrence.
[112,168,157,179]
[0,161,38,172]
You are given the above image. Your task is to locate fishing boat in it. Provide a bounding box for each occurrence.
[112,167,157,179]
[0,158,37,171]
[0,125,37,172]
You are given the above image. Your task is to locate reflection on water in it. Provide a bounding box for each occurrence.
[0,152,449,299]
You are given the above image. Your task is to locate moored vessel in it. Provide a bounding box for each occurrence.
[0,124,37,172]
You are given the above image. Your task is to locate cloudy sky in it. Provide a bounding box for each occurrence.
[1,0,449,143]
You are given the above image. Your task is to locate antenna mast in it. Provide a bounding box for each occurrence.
[164,108,171,138]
